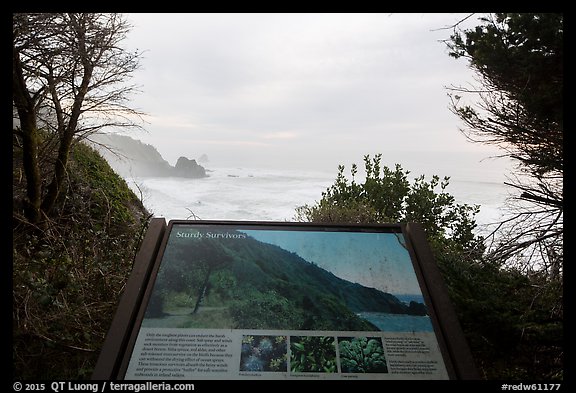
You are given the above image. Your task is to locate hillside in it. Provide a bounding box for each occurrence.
[89,133,207,178]
[12,138,151,379]
[144,230,427,332]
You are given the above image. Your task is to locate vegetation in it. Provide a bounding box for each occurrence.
[295,154,483,259]
[12,13,149,379]
[445,13,563,379]
[11,12,562,381]
[291,13,563,379]
[13,136,150,379]
[338,337,388,374]
[290,336,337,373]
[13,13,143,226]
[295,154,562,379]
[240,335,288,372]
[446,13,563,276]
[143,230,415,331]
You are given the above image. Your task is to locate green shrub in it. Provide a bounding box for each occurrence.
[295,154,562,380]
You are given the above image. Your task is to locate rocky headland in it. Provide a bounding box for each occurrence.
[89,133,207,179]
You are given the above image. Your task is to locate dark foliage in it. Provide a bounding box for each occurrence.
[296,154,563,379]
[146,229,426,332]
[13,139,150,379]
[338,336,388,373]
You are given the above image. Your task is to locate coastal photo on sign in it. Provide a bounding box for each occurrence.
[141,225,431,332]
[122,222,450,380]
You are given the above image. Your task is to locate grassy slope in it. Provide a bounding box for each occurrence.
[12,139,151,380]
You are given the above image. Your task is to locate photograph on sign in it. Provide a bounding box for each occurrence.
[123,223,449,379]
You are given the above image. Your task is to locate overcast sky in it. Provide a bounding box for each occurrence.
[119,13,511,182]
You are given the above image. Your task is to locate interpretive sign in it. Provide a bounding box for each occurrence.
[93,219,478,380]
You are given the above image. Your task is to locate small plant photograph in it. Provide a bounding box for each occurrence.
[338,336,388,373]
[239,335,288,372]
[290,335,337,373]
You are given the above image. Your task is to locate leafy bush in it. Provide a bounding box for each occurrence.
[295,154,562,380]
[290,336,337,373]
[338,336,388,373]
[295,154,483,257]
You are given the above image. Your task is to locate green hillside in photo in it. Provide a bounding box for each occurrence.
[142,228,426,331]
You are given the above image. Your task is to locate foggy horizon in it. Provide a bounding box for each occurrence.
[114,13,513,184]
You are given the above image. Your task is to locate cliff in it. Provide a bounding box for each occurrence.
[89,133,207,178]
[146,230,428,331]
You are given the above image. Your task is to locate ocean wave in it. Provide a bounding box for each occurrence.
[125,165,509,226]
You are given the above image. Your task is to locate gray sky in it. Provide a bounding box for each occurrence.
[120,13,511,180]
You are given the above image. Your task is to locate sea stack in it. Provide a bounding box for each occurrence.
[174,156,208,178]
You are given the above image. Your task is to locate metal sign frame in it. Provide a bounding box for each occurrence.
[92,218,478,380]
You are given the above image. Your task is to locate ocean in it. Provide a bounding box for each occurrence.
[124,163,508,334]
[125,162,510,233]
[356,311,434,332]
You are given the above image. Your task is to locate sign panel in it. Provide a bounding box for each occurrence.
[106,220,472,380]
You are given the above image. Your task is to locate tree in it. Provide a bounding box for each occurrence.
[444,13,563,277]
[442,13,563,380]
[189,239,233,315]
[295,155,563,379]
[12,13,144,225]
